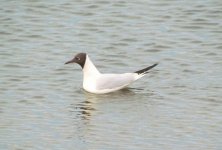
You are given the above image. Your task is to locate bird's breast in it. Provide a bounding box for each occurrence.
[83,75,98,92]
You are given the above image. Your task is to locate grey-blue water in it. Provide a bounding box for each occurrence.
[1,0,222,149]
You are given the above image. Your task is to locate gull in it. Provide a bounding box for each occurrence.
[65,53,158,94]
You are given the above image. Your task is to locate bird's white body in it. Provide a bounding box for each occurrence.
[65,53,157,94]
[82,55,144,94]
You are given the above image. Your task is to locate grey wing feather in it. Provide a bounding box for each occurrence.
[96,73,135,90]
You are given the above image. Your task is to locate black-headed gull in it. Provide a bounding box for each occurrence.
[65,53,158,94]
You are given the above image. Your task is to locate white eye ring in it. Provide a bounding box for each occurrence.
[76,57,80,60]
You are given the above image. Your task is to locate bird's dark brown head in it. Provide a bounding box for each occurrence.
[65,53,86,68]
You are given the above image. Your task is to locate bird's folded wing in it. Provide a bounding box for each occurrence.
[96,73,135,90]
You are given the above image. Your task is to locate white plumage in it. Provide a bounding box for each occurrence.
[65,53,157,94]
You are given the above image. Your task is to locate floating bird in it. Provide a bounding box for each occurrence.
[65,53,157,94]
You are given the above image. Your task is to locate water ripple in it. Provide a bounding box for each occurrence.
[1,0,222,149]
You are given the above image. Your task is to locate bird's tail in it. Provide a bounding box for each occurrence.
[134,63,158,80]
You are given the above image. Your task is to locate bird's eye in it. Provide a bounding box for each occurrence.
[76,57,80,60]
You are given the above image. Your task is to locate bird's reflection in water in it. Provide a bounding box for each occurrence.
[75,97,95,121]
[72,86,155,123]
[74,87,144,121]
[71,87,154,143]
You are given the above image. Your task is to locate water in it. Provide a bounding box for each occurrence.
[1,0,222,149]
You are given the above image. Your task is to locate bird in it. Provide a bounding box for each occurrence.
[65,53,158,94]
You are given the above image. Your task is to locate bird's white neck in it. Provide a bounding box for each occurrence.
[83,55,100,77]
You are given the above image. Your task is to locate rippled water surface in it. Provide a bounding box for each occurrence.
[1,0,222,149]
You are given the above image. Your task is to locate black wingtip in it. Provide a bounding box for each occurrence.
[135,63,158,74]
